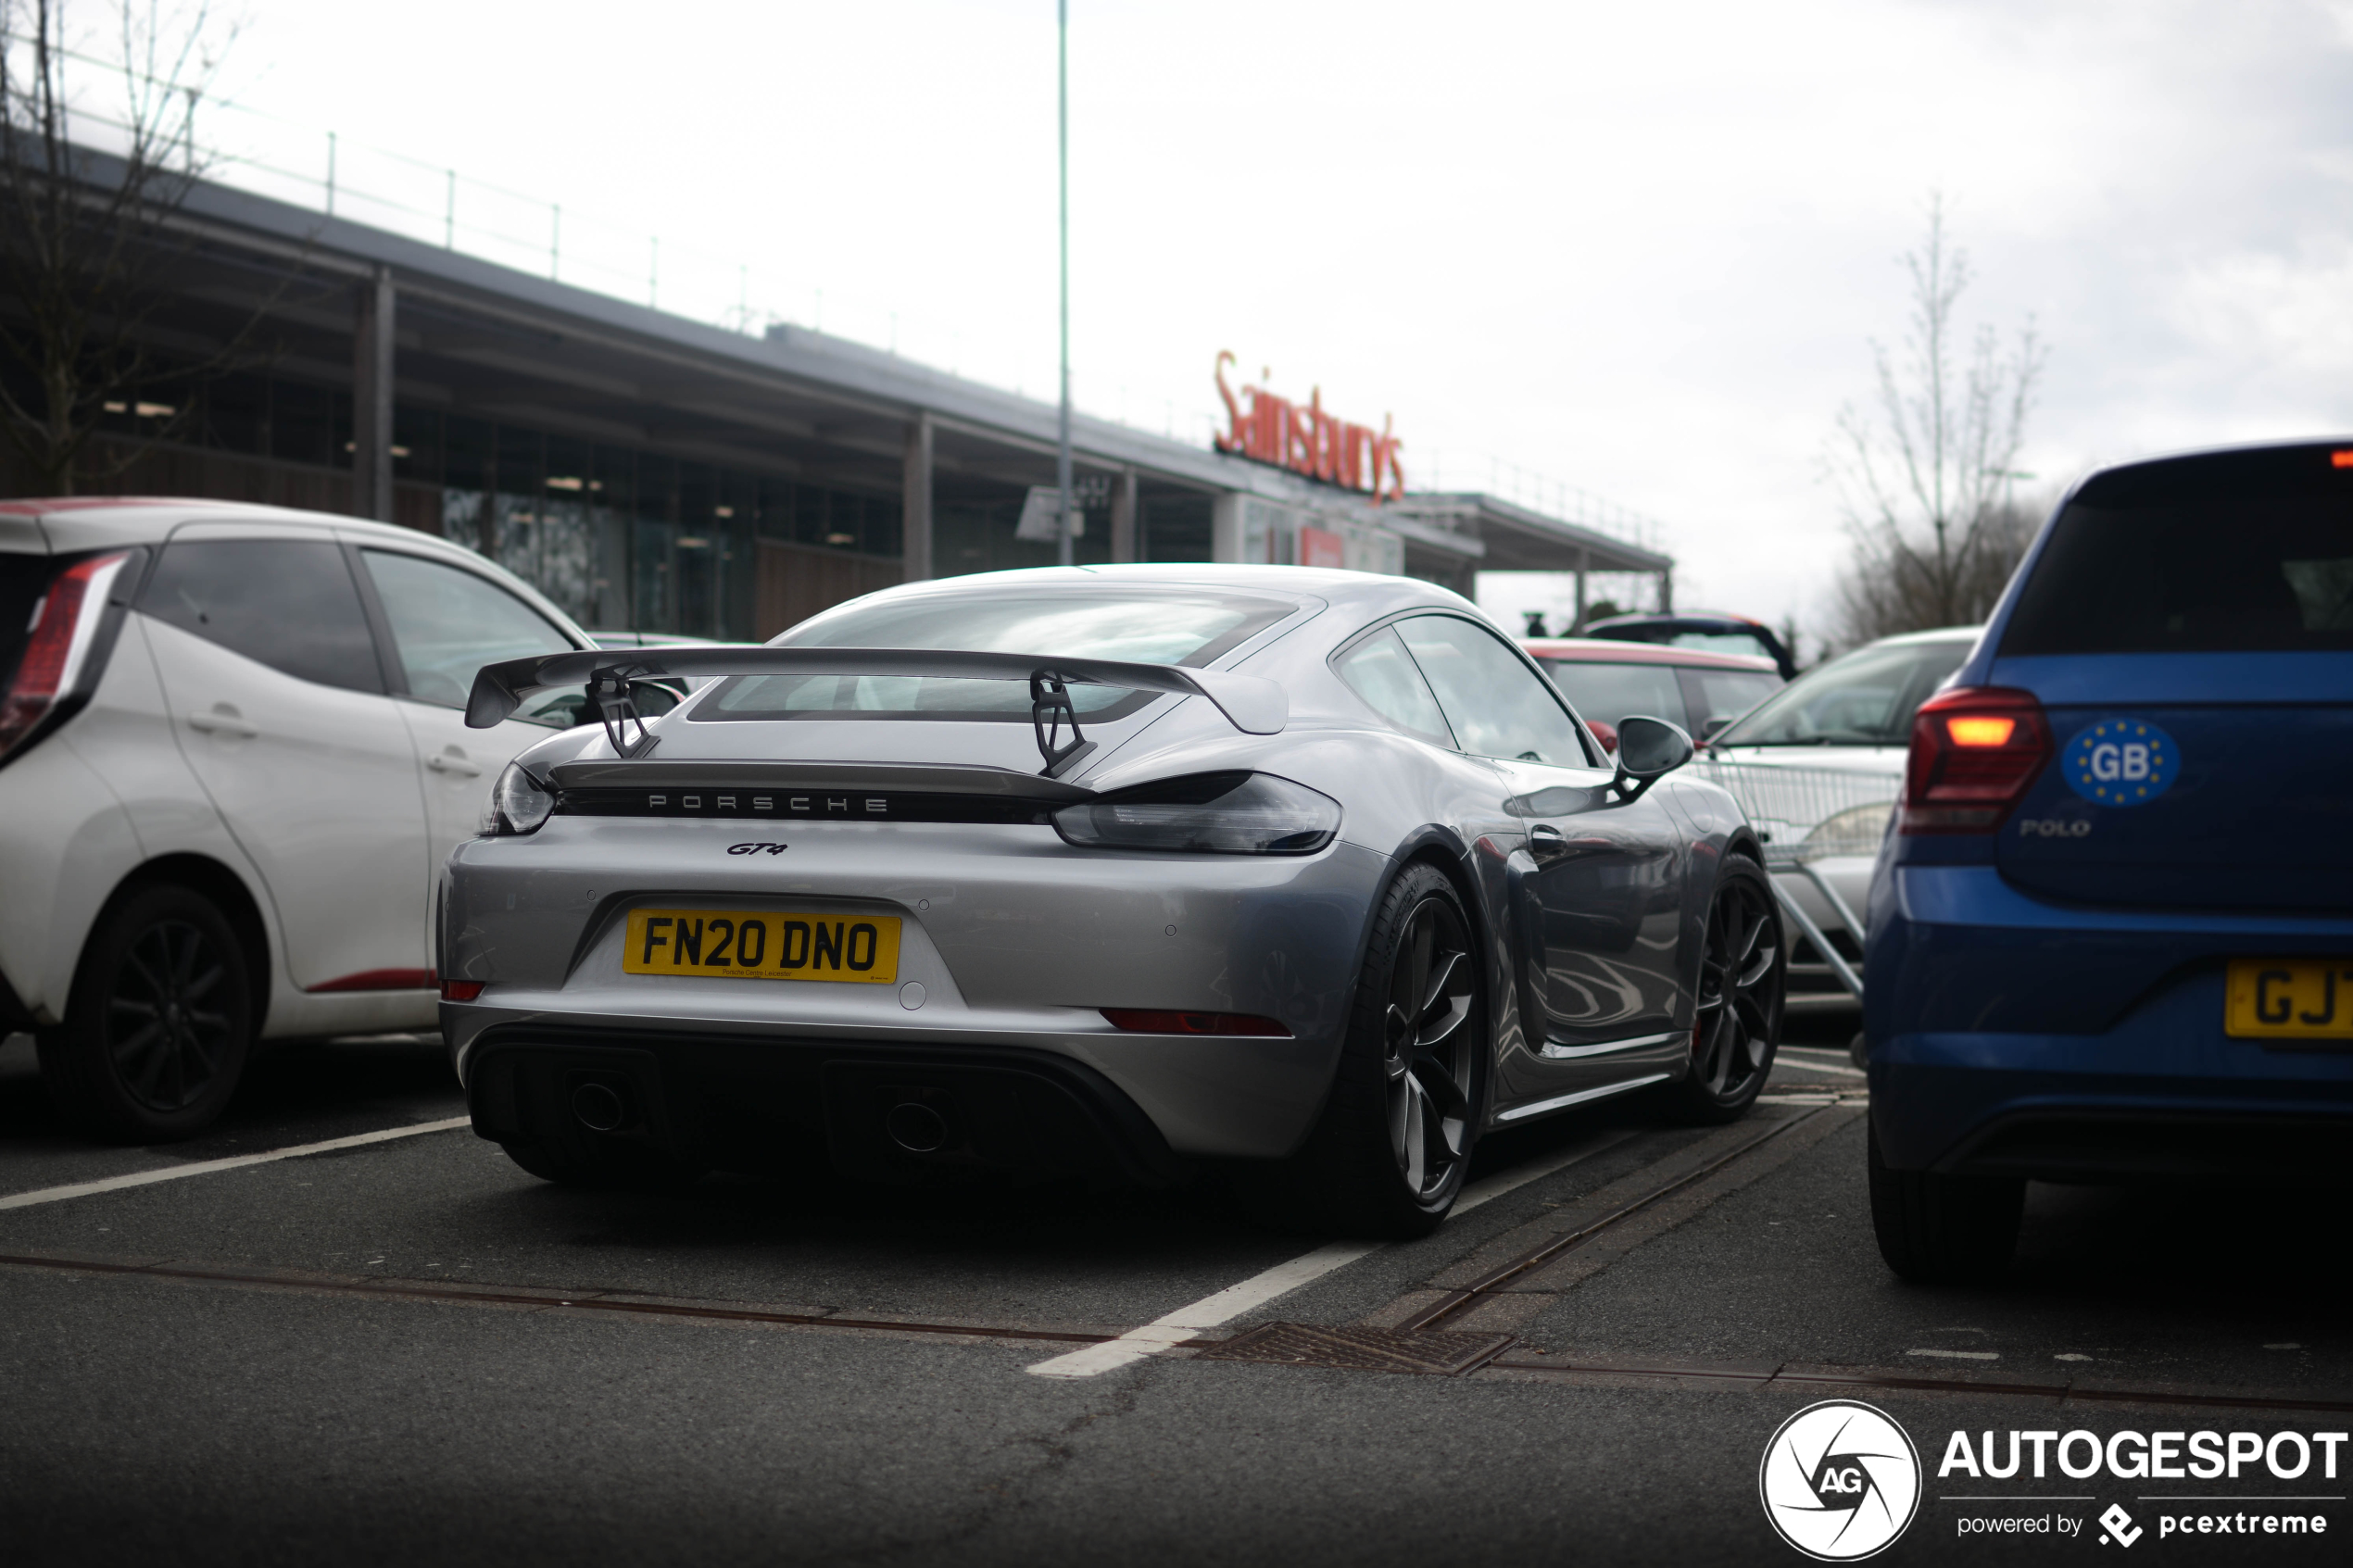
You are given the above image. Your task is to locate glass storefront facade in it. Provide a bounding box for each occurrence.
[47,365,1224,639]
[90,370,902,641]
[406,408,899,640]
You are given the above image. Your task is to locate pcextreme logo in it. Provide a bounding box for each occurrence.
[1760,1400,1923,1561]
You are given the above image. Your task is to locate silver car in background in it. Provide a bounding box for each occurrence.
[439,567,1787,1236]
[1698,626,1982,1010]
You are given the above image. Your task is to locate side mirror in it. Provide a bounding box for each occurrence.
[1612,714,1693,799]
[1587,719,1619,755]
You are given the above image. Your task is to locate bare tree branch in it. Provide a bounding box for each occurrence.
[1827,193,2048,645]
[1,0,290,495]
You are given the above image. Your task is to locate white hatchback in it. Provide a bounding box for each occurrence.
[1700,626,1983,1007]
[0,498,611,1139]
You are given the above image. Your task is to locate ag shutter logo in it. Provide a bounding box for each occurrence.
[1760,1400,1923,1561]
[2062,720,2180,807]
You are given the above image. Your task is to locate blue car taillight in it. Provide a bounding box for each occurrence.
[1901,686,2052,834]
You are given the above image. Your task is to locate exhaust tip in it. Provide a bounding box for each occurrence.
[572,1080,630,1134]
[884,1100,949,1154]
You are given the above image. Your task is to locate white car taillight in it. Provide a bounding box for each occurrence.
[0,550,132,764]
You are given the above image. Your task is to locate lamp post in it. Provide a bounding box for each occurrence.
[1056,0,1075,567]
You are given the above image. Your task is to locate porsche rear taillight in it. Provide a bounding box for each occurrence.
[0,551,132,762]
[1900,685,2052,834]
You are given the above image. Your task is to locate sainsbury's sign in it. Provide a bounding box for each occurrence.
[1214,351,1404,502]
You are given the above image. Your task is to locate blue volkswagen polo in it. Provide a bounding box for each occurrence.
[1865,439,2353,1282]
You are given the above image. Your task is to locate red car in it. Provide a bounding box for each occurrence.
[1518,637,1782,751]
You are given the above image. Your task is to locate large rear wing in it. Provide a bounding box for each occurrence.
[465,646,1289,774]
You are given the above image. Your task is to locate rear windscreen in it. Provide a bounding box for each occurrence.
[2004,451,2353,655]
[699,589,1297,722]
[0,552,49,686]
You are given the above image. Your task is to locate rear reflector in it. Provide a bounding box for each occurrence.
[310,968,437,993]
[1101,1008,1290,1037]
[1902,685,2052,833]
[439,979,487,1002]
[2334,451,2353,469]
[0,550,132,761]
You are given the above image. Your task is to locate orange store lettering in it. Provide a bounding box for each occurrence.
[1214,351,1405,501]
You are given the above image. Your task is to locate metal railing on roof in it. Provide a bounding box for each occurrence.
[1407,450,1670,558]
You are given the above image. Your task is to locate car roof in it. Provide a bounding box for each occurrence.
[1519,636,1778,672]
[1582,608,1768,631]
[0,495,593,645]
[1857,625,1983,648]
[797,562,1486,628]
[0,496,459,552]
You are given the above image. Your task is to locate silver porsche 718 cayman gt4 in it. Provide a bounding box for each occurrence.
[443,566,1785,1236]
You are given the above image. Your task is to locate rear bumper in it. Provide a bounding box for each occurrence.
[1868,867,2353,1180]
[1871,1003,2353,1180]
[463,1025,1189,1186]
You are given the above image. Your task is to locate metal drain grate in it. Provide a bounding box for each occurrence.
[1195,1323,1514,1376]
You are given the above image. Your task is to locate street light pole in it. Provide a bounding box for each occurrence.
[1055,0,1074,567]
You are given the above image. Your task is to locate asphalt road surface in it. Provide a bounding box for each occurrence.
[2,1017,2347,1566]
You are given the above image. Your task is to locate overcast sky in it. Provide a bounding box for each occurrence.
[182,0,2353,645]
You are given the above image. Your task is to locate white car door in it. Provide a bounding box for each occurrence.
[353,547,585,941]
[138,531,431,992]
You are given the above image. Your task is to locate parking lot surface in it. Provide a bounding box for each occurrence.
[3,1022,2347,1565]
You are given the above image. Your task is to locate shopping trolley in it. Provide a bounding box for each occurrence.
[1685,760,1899,1002]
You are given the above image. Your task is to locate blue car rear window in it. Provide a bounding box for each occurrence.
[2005,448,2353,655]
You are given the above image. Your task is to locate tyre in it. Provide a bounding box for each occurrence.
[1867,1119,2022,1285]
[37,883,255,1142]
[1660,854,1785,1124]
[1238,861,1484,1239]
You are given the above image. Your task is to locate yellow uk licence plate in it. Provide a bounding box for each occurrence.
[2224,959,2353,1040]
[623,909,901,985]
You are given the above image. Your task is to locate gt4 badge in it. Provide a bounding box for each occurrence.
[2063,719,2179,807]
[727,842,789,856]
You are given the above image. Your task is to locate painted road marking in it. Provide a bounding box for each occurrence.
[0,1118,472,1210]
[1026,1127,1636,1379]
[1776,1049,1868,1078]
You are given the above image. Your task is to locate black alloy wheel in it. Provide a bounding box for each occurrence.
[108,917,235,1112]
[1383,894,1478,1203]
[1236,861,1486,1239]
[1664,855,1784,1123]
[40,884,254,1141]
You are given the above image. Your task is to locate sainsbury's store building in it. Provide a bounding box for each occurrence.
[0,159,1674,638]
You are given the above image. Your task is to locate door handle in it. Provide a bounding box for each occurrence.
[426,749,483,778]
[1529,823,1571,864]
[187,707,258,739]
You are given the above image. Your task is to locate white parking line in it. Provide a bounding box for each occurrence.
[0,1117,473,1211]
[1026,1127,1635,1379]
[1776,1054,1868,1079]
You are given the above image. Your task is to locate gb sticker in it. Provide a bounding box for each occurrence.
[2062,719,2180,807]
